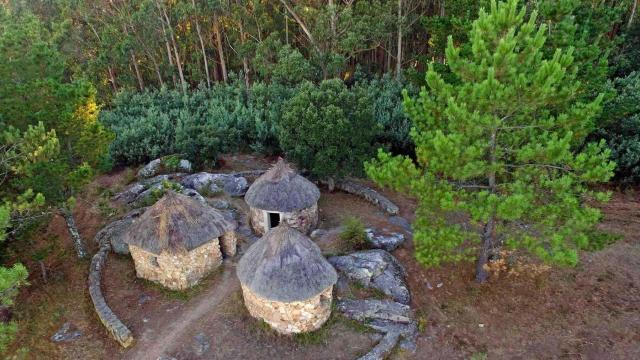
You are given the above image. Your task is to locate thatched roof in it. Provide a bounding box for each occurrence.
[122,191,236,254]
[244,159,320,212]
[237,225,337,302]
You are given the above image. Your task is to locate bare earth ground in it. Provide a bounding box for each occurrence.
[5,154,640,359]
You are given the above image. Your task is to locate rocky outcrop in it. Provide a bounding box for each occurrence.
[337,299,417,360]
[88,241,134,348]
[181,172,249,197]
[365,228,406,252]
[137,159,161,178]
[94,207,147,255]
[137,158,192,178]
[329,250,410,305]
[336,180,399,215]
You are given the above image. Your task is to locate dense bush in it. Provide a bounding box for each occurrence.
[597,72,640,185]
[354,74,415,155]
[279,79,380,180]
[101,78,291,166]
[101,77,408,172]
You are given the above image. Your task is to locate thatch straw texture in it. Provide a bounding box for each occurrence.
[122,191,236,254]
[244,159,320,212]
[237,225,337,302]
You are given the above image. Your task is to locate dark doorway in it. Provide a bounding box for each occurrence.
[268,212,281,229]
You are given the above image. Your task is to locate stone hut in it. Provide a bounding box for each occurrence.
[237,225,337,334]
[122,191,237,290]
[244,159,320,235]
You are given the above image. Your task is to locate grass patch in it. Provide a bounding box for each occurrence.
[339,216,368,252]
[584,230,623,251]
[470,352,488,360]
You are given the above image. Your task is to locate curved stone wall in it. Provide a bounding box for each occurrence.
[88,242,134,348]
[241,284,333,334]
[249,204,318,235]
[129,241,223,290]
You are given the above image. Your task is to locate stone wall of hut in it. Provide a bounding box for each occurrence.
[249,204,318,235]
[241,284,333,334]
[220,231,238,257]
[129,241,223,290]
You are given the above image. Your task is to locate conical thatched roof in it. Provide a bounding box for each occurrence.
[122,191,236,254]
[237,225,337,302]
[244,159,320,212]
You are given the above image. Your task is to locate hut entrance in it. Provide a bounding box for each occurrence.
[267,212,281,229]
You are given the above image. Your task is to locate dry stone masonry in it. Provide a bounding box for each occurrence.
[241,284,333,334]
[237,226,337,334]
[129,242,223,290]
[88,241,134,348]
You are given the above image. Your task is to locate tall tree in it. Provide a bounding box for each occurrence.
[366,0,615,282]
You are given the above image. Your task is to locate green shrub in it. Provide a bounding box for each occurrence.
[279,80,380,180]
[596,72,640,185]
[339,217,368,251]
[354,74,416,154]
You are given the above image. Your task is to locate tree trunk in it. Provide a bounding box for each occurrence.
[629,0,638,29]
[192,0,211,87]
[475,217,495,283]
[61,207,88,259]
[159,8,178,87]
[476,128,498,283]
[237,0,251,87]
[280,0,321,54]
[149,52,164,88]
[395,0,403,79]
[130,51,144,91]
[160,3,187,91]
[213,15,228,82]
[107,66,118,92]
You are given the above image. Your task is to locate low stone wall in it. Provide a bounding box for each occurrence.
[241,284,333,334]
[336,180,399,215]
[130,241,223,290]
[88,242,134,348]
[249,204,318,235]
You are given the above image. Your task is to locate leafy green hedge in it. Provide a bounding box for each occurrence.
[100,76,413,177]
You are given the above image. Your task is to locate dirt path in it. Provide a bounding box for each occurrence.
[124,264,239,360]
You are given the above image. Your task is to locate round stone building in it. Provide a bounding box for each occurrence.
[123,191,237,290]
[237,225,337,334]
[244,159,320,235]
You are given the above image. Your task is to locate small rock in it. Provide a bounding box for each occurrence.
[388,216,412,233]
[337,299,417,360]
[365,228,405,251]
[181,188,207,205]
[329,250,410,304]
[181,172,248,197]
[310,229,327,240]
[112,183,145,203]
[178,159,192,173]
[221,176,248,197]
[138,294,152,306]
[51,322,82,342]
[138,159,162,178]
[193,332,210,356]
[208,199,231,210]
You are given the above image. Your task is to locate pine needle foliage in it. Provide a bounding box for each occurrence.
[366,0,615,281]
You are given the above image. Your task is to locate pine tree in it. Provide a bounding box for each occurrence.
[366,0,615,283]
